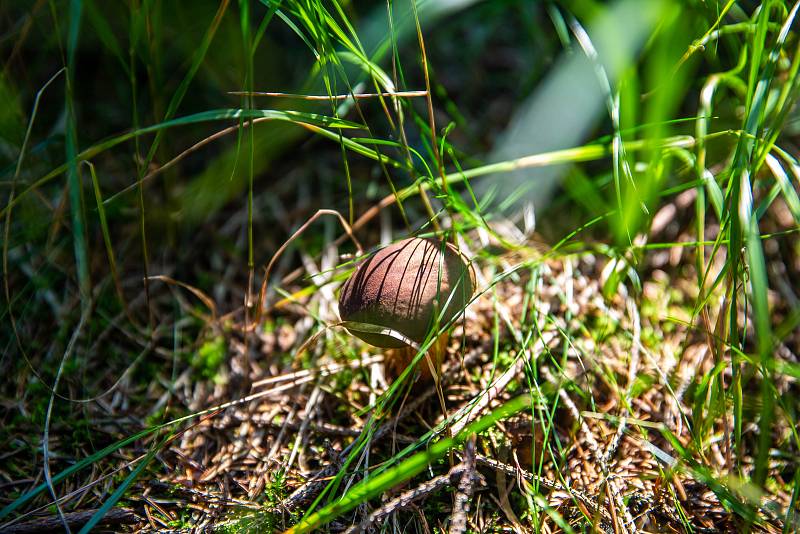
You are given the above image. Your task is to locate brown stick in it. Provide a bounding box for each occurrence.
[344,466,466,534]
[281,346,486,511]
[255,209,363,327]
[1,508,136,534]
[450,437,478,534]
[227,90,428,100]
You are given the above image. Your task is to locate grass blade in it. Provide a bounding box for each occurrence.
[286,395,532,534]
[65,0,90,305]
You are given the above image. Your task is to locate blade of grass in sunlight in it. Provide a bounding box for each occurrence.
[286,395,533,534]
[733,1,799,491]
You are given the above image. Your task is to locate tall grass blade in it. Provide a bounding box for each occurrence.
[85,161,127,313]
[0,108,364,217]
[65,0,90,305]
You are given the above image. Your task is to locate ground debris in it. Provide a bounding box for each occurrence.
[121,249,795,532]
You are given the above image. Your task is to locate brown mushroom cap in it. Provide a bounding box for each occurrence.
[338,237,475,348]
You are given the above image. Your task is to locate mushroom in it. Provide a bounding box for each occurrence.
[338,237,475,382]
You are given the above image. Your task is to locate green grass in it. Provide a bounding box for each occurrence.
[2,0,800,532]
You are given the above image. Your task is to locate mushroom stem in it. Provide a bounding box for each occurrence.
[385,334,449,384]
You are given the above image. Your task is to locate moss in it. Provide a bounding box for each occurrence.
[216,511,283,534]
[630,373,656,398]
[167,509,193,530]
[144,405,168,428]
[262,318,276,334]
[216,474,293,533]
[588,312,618,343]
[263,470,289,506]
[331,367,354,393]
[191,335,226,380]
